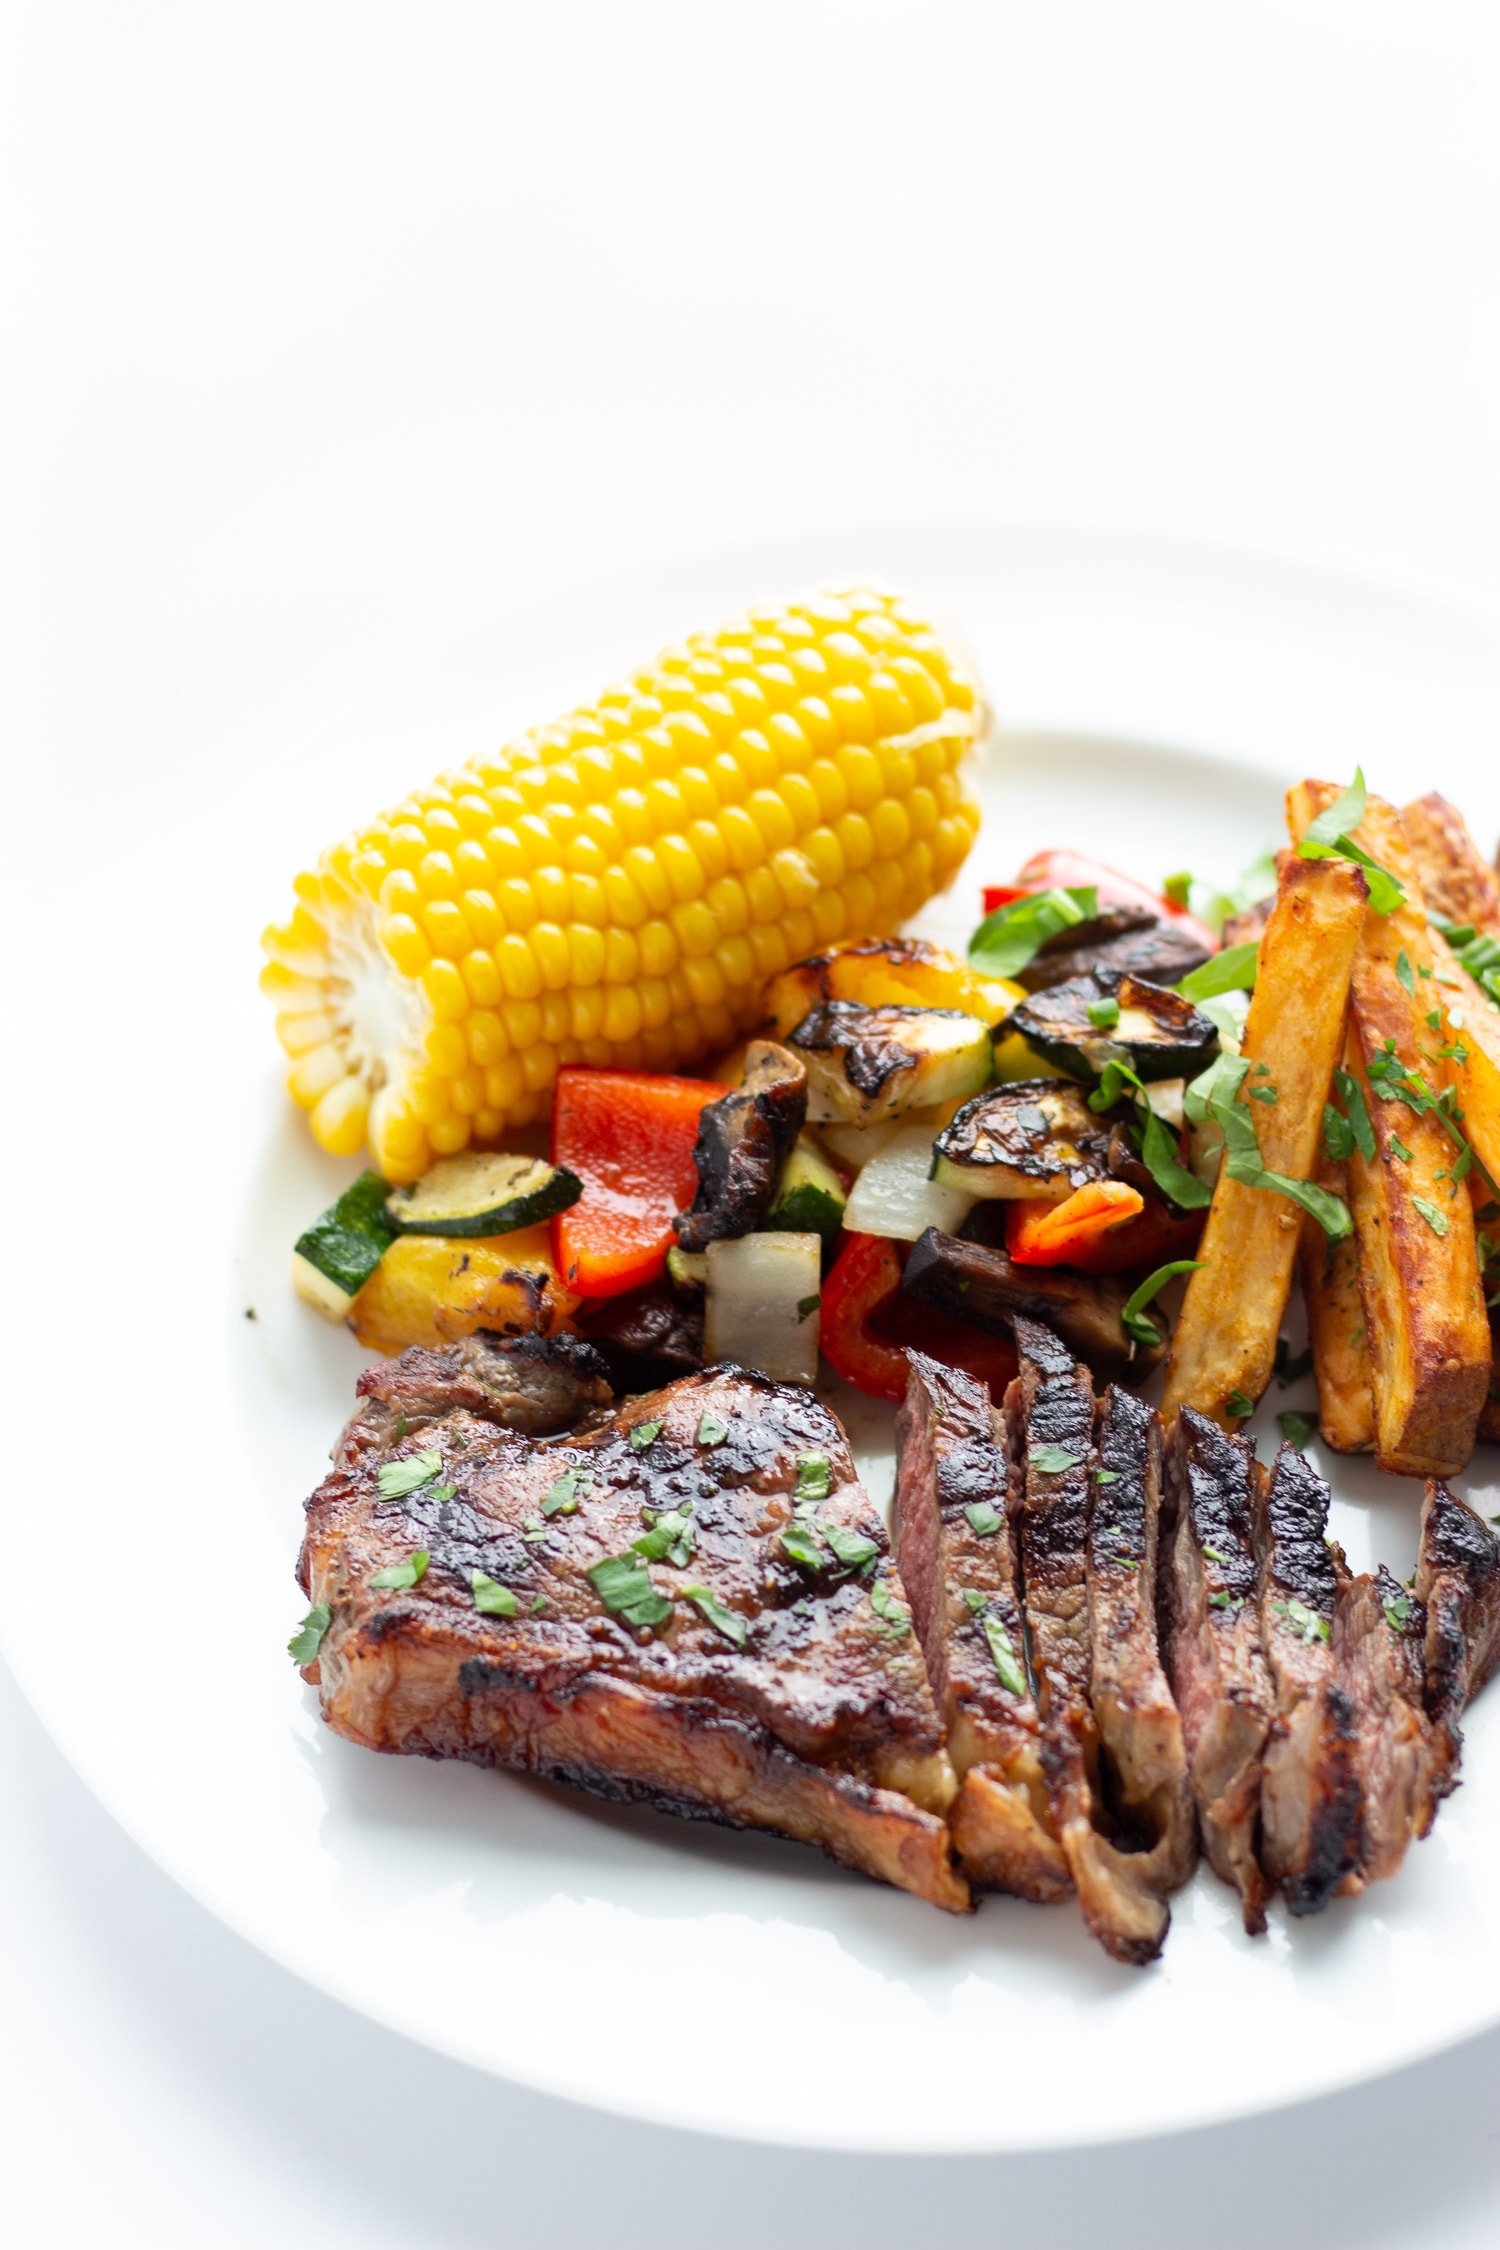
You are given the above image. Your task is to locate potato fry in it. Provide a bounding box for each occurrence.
[1160,854,1367,1431]
[1298,1146,1375,1453]
[1401,793,1500,937]
[1287,782,1490,1477]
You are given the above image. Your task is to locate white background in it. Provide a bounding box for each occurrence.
[6,2,1500,2243]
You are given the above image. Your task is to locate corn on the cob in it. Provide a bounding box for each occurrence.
[261,584,985,1181]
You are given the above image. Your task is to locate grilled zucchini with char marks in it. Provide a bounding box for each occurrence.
[1000,971,1219,1085]
[931,1080,1115,1203]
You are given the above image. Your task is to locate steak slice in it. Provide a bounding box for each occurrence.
[1253,1444,1360,1915]
[1010,1318,1169,1964]
[348,1330,614,1444]
[1414,1478,1500,1799]
[1163,1407,1275,1933]
[894,1351,1070,1903]
[1088,1386,1196,1894]
[299,1344,967,1910]
[1332,1564,1438,1886]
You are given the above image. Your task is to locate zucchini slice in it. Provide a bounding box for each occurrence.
[292,1170,395,1319]
[787,1001,993,1126]
[761,1135,848,1241]
[999,972,1218,1085]
[666,1244,710,1296]
[931,1081,1116,1203]
[384,1153,582,1238]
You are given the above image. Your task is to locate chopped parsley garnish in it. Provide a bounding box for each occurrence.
[587,1553,673,1630]
[376,1450,443,1501]
[371,1550,429,1590]
[964,1499,1003,1537]
[1396,949,1416,995]
[1207,1590,1234,1610]
[1273,1595,1329,1644]
[288,1603,331,1664]
[1383,1591,1414,1632]
[630,1420,662,1452]
[794,1453,833,1502]
[1331,1066,1376,1162]
[542,1467,588,1517]
[1412,1195,1450,1236]
[1120,1258,1203,1348]
[681,1584,747,1648]
[521,1517,548,1544]
[961,1588,987,1614]
[1226,1390,1255,1419]
[1249,1083,1278,1104]
[968,885,1098,979]
[982,1614,1027,1696]
[796,1293,820,1322]
[530,1593,547,1613]
[1096,1468,1121,1486]
[470,1571,519,1616]
[1030,1445,1081,1475]
[1087,996,1121,1030]
[1426,1009,1443,1032]
[821,1520,880,1571]
[868,1580,911,1638]
[1277,1410,1319,1450]
[697,1412,730,1448]
[780,1520,828,1572]
[1389,1134,1413,1163]
[1202,1546,1227,1563]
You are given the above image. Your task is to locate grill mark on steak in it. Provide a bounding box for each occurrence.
[1413,1479,1500,1801]
[1010,1318,1169,1963]
[894,1351,1071,1903]
[1088,1386,1196,1896]
[299,1345,967,1910]
[1162,1407,1274,1934]
[1253,1444,1361,1915]
[1332,1564,1438,1888]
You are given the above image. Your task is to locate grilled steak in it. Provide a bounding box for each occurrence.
[1163,1408,1274,1933]
[1010,1318,1169,1964]
[300,1341,967,1910]
[1414,1479,1500,1800]
[349,1330,613,1443]
[1088,1387,1196,1894]
[1253,1444,1360,1915]
[1332,1564,1437,1886]
[895,1351,1070,1902]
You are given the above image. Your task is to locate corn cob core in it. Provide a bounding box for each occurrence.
[261,584,985,1181]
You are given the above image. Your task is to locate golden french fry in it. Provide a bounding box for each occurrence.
[1299,1144,1375,1453]
[1287,783,1489,1477]
[1160,854,1367,1431]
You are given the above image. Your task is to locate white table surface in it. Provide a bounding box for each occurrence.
[7,3,1500,2240]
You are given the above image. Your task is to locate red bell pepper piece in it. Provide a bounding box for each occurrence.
[1010,1191,1205,1278]
[982,849,1219,955]
[551,1068,720,1298]
[820,1231,1017,1403]
[1005,1181,1145,1267]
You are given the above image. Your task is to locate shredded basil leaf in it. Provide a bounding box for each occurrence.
[968,886,1099,979]
[1412,1195,1450,1236]
[1176,942,1259,1002]
[542,1468,588,1517]
[632,1508,696,1564]
[681,1584,747,1648]
[471,1571,519,1616]
[1120,1258,1203,1348]
[371,1549,429,1590]
[780,1520,827,1571]
[288,1603,331,1664]
[376,1450,443,1501]
[821,1520,880,1571]
[587,1553,673,1630]
[982,1613,1028,1696]
[794,1453,833,1502]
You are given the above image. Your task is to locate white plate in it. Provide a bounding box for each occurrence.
[9,529,1500,2152]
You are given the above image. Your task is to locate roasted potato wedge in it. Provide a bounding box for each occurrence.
[1299,1148,1376,1453]
[348,1225,580,1356]
[1160,854,1367,1431]
[1286,782,1490,1477]
[1401,793,1500,937]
